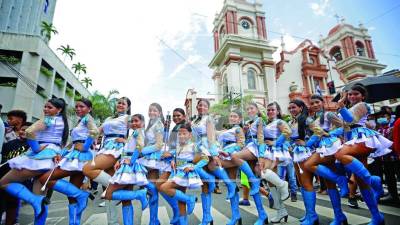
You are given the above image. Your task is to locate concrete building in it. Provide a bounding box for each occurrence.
[0,0,90,121]
[184,89,215,118]
[209,0,277,107]
[319,20,386,81]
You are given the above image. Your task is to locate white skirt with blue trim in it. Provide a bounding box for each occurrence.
[171,164,203,189]
[8,143,60,170]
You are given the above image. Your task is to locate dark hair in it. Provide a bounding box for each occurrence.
[289,99,308,140]
[247,102,262,117]
[350,84,368,100]
[310,94,325,125]
[146,103,165,132]
[267,102,282,119]
[197,98,210,108]
[230,110,242,118]
[132,114,145,124]
[179,123,192,132]
[7,110,27,123]
[395,105,400,120]
[48,98,69,146]
[120,97,131,115]
[173,108,186,116]
[76,98,92,109]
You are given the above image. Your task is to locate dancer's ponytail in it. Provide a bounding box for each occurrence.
[48,98,69,146]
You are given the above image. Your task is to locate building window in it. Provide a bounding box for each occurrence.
[356,41,366,57]
[247,69,256,90]
[329,46,343,61]
[223,76,229,95]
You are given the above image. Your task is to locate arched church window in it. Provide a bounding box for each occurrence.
[329,46,343,61]
[356,41,366,57]
[247,69,256,90]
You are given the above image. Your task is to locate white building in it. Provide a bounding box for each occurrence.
[184,89,215,118]
[0,0,90,121]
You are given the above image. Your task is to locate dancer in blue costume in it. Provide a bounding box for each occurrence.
[160,123,204,225]
[38,98,98,225]
[213,110,260,225]
[83,97,131,225]
[229,103,268,225]
[191,99,236,225]
[301,95,349,225]
[105,114,149,225]
[287,99,311,223]
[335,85,392,225]
[136,103,172,225]
[0,98,69,225]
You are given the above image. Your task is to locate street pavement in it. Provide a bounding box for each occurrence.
[17,183,400,225]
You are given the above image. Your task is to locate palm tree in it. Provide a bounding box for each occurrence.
[40,21,58,41]
[72,62,87,78]
[81,77,92,88]
[89,90,120,122]
[57,45,76,62]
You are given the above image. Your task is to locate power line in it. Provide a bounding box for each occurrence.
[365,3,400,24]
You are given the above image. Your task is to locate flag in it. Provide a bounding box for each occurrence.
[44,0,49,13]
[316,83,323,96]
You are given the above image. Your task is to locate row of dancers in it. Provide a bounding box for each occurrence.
[0,83,392,225]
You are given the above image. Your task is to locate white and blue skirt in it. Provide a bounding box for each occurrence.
[109,161,148,186]
[265,142,292,161]
[59,145,93,171]
[292,143,312,163]
[316,136,342,157]
[171,163,202,189]
[137,152,172,172]
[97,138,125,158]
[343,127,392,158]
[245,141,259,158]
[8,143,60,171]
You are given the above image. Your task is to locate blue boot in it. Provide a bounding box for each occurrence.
[299,188,306,222]
[146,182,160,225]
[301,190,319,225]
[122,204,134,225]
[345,159,383,201]
[239,162,260,196]
[315,165,349,197]
[173,190,197,215]
[112,189,149,210]
[253,193,268,225]
[360,189,384,225]
[327,189,348,225]
[52,179,91,215]
[199,193,213,225]
[5,183,48,224]
[195,167,216,193]
[227,191,242,225]
[161,192,179,224]
[179,215,188,225]
[68,204,77,225]
[211,167,236,199]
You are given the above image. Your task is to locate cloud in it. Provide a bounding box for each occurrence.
[270,34,301,61]
[309,0,330,16]
[50,0,221,117]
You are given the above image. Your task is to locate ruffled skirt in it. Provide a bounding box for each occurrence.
[59,148,94,171]
[264,142,292,161]
[343,127,392,158]
[316,136,342,157]
[137,153,172,172]
[292,144,312,163]
[219,143,240,161]
[109,162,148,186]
[171,164,202,189]
[245,142,259,157]
[97,139,125,158]
[8,144,60,170]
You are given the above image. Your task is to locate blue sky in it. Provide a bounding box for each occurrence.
[51,0,399,117]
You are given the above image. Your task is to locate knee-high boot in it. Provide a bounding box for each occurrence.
[146,182,159,225]
[172,190,196,215]
[195,167,216,193]
[5,183,48,225]
[122,205,134,225]
[253,193,268,225]
[261,169,289,200]
[112,189,149,210]
[227,191,242,225]
[315,165,348,197]
[345,159,383,201]
[300,190,319,225]
[199,193,213,225]
[360,188,384,225]
[239,162,260,196]
[299,188,307,222]
[161,192,179,224]
[327,189,348,225]
[210,167,236,199]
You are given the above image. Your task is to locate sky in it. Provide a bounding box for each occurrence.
[49,0,400,117]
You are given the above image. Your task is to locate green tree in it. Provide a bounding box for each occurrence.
[81,77,92,88]
[72,62,87,78]
[57,44,76,62]
[89,90,120,123]
[40,21,58,40]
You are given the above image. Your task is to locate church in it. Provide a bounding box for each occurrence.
[209,0,386,113]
